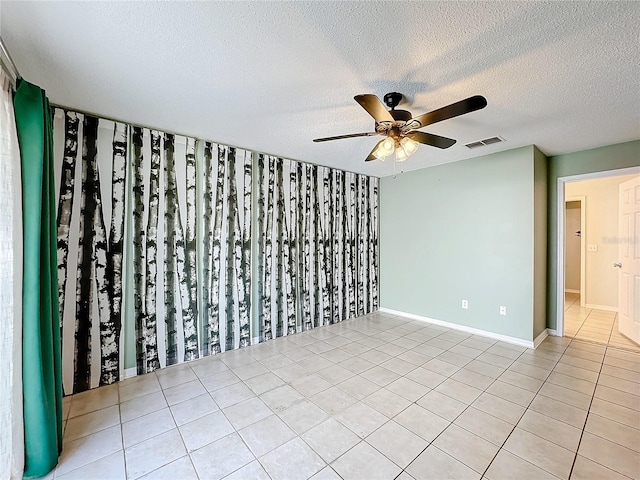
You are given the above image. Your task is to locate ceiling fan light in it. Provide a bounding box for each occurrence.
[401,136,419,155]
[381,137,395,154]
[395,147,408,162]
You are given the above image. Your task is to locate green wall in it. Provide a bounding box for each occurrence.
[533,146,548,339]
[546,140,640,331]
[380,145,545,342]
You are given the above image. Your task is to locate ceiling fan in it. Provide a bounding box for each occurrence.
[313,92,487,162]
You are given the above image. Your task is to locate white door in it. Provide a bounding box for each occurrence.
[618,175,640,344]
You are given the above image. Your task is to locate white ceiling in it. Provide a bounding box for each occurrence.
[2,1,639,177]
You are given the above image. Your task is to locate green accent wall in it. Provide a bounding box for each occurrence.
[546,140,640,331]
[380,145,547,342]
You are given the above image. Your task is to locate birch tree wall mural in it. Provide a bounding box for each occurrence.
[52,110,377,395]
[256,155,379,341]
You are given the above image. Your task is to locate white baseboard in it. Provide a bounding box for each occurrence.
[533,329,549,348]
[584,303,618,313]
[546,328,558,336]
[122,367,137,380]
[379,307,535,349]
[565,289,580,294]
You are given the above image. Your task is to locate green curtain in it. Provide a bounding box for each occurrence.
[13,78,62,479]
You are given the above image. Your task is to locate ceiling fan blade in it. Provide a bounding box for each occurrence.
[365,139,385,162]
[313,132,378,142]
[403,95,487,131]
[407,131,457,149]
[354,94,395,123]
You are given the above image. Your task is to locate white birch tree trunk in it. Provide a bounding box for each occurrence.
[225,148,238,351]
[263,156,275,340]
[209,145,225,354]
[101,121,128,385]
[144,131,162,372]
[235,151,252,347]
[181,137,199,360]
[201,142,213,355]
[56,111,79,331]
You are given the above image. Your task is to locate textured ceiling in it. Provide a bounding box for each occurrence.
[1,1,639,176]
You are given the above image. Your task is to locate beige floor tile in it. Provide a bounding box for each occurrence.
[310,386,358,415]
[335,401,388,438]
[332,441,402,480]
[162,379,207,406]
[365,420,428,468]
[289,373,331,397]
[552,362,599,383]
[497,370,543,393]
[417,390,467,421]
[125,429,186,479]
[454,407,514,446]
[517,409,582,451]
[178,411,233,452]
[578,431,640,478]
[238,414,296,457]
[169,393,218,426]
[385,376,432,402]
[55,451,125,480]
[433,424,500,474]
[138,455,198,480]
[547,372,596,396]
[336,374,381,400]
[538,382,592,410]
[451,368,495,390]
[503,427,575,479]
[70,384,120,418]
[278,400,329,434]
[223,396,273,430]
[485,380,535,407]
[406,445,480,480]
[224,460,270,480]
[362,387,411,418]
[601,363,640,383]
[122,408,176,448]
[301,418,360,463]
[210,381,255,409]
[64,405,120,443]
[156,366,197,390]
[585,413,640,453]
[260,437,325,480]
[570,454,629,480]
[529,394,587,429]
[119,390,167,424]
[56,425,123,476]
[394,404,450,442]
[471,392,526,425]
[589,397,640,429]
[191,432,255,480]
[435,378,483,405]
[597,374,640,396]
[484,449,557,480]
[594,384,640,411]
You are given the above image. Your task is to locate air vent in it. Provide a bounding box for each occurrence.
[465,136,504,149]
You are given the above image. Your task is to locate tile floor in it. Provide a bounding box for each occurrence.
[51,312,639,480]
[564,293,640,352]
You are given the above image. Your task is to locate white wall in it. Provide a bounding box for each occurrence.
[564,201,581,292]
[566,174,638,309]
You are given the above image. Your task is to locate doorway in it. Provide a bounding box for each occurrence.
[556,167,640,351]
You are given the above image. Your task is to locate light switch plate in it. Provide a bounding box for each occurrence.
[588,244,597,252]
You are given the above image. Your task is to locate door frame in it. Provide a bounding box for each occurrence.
[564,196,586,304]
[555,166,639,337]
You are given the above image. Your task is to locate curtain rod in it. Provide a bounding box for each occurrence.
[0,36,21,87]
[50,101,374,178]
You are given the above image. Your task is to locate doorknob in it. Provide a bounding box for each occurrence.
[614,263,622,268]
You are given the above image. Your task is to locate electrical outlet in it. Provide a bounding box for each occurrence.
[500,306,507,315]
[588,244,598,252]
[462,299,468,309]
